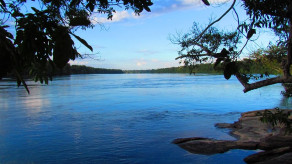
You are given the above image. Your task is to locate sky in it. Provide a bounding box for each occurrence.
[6,0,278,70]
[72,0,239,70]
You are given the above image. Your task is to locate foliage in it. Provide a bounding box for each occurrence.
[0,0,153,93]
[242,0,290,47]
[258,108,292,134]
[248,45,287,75]
[174,22,240,79]
[173,0,292,93]
[125,59,284,74]
[70,65,123,74]
[125,64,223,74]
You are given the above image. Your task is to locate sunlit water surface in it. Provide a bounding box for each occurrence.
[1,74,291,164]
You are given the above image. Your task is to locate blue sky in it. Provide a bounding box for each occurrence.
[7,0,277,70]
[72,0,241,70]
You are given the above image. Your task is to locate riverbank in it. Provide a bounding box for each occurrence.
[173,109,292,163]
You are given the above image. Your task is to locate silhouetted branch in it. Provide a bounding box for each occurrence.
[175,53,226,60]
[195,0,237,41]
[235,73,292,93]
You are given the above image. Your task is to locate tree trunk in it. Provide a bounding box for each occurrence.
[284,2,292,78]
[283,21,292,78]
[236,2,292,93]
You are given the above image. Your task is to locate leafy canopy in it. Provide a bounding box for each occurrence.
[174,0,291,93]
[0,0,153,93]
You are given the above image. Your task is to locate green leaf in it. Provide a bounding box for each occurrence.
[14,69,30,94]
[12,10,24,17]
[86,3,94,12]
[224,62,237,80]
[224,67,232,80]
[247,29,256,39]
[70,33,93,51]
[69,17,91,26]
[214,58,223,68]
[220,48,229,57]
[0,0,6,8]
[202,0,210,6]
[144,6,151,12]
[31,7,40,13]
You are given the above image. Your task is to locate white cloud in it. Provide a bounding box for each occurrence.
[90,0,231,24]
[69,60,89,65]
[136,59,147,66]
[150,0,231,15]
[111,11,131,22]
[181,0,230,5]
[133,58,180,69]
[92,11,138,24]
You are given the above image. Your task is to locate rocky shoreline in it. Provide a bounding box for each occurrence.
[173,109,292,163]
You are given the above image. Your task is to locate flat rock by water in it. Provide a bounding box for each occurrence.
[173,109,292,163]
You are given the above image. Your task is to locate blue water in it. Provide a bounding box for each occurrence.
[0,74,291,164]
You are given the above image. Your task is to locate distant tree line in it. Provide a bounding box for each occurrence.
[125,64,221,74]
[125,58,280,75]
[4,64,124,81]
[3,49,283,78]
[48,64,124,75]
[69,65,123,74]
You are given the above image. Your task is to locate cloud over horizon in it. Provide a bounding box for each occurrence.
[150,0,231,14]
[134,58,180,70]
[91,10,140,24]
[91,0,231,24]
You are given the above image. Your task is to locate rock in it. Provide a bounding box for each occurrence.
[257,152,292,164]
[215,123,234,128]
[215,121,241,129]
[173,109,292,163]
[175,138,259,155]
[244,147,292,164]
[259,134,292,149]
[172,137,208,144]
[173,138,259,155]
[177,139,236,155]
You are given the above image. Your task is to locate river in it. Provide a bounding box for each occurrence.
[0,74,291,163]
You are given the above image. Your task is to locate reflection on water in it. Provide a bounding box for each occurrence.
[0,74,289,163]
[24,98,50,115]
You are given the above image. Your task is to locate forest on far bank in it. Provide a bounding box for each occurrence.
[50,55,285,76]
[3,53,283,78]
[125,57,281,75]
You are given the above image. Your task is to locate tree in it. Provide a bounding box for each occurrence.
[0,0,153,93]
[174,0,291,93]
[249,45,288,75]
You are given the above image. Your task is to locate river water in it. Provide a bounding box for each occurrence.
[0,74,291,164]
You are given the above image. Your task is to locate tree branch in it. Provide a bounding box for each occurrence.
[175,53,225,60]
[195,0,237,41]
[235,73,292,93]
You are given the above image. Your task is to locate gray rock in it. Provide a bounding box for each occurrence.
[259,134,292,150]
[244,147,292,163]
[244,147,292,164]
[173,109,292,163]
[177,139,259,155]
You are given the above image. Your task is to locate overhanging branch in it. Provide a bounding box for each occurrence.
[195,0,237,41]
[235,73,292,93]
[175,53,225,60]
